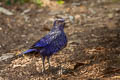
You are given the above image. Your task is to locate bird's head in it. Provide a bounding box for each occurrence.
[53,18,65,29]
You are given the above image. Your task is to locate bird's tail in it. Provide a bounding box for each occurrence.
[18,49,37,56]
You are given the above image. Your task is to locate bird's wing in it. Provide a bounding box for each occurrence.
[30,30,61,49]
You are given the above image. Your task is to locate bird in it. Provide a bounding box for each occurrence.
[18,18,68,72]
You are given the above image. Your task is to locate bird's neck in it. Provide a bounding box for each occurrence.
[52,25,64,31]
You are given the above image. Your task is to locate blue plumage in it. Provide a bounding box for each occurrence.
[20,18,67,71]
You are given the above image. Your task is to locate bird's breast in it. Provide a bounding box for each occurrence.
[39,30,67,57]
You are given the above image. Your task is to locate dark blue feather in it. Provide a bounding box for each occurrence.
[19,19,67,71]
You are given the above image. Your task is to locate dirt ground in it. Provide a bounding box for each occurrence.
[0,0,120,80]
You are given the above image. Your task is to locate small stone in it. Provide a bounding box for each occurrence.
[48,11,63,15]
[37,9,43,12]
[21,35,26,37]
[0,53,14,61]
[21,9,31,15]
[0,27,2,30]
[26,41,29,43]
[35,18,39,22]
[13,64,26,68]
[24,15,29,22]
[75,15,80,19]
[28,24,32,27]
[108,13,114,19]
[72,3,81,6]
[69,16,74,23]
[0,7,14,15]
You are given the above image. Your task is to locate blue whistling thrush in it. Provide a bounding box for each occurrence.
[19,19,67,71]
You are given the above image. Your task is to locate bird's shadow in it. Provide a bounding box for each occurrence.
[30,65,73,76]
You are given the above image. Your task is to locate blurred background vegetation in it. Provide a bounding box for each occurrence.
[0,0,65,6]
[0,0,120,7]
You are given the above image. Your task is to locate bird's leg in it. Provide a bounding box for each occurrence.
[42,56,45,72]
[47,57,51,70]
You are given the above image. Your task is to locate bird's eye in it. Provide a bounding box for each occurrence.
[56,21,62,24]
